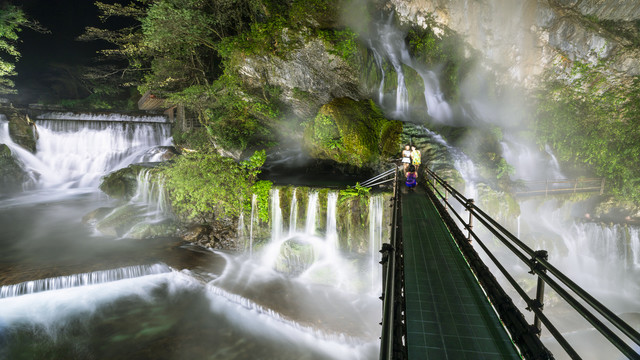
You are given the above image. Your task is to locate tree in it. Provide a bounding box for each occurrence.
[0,4,28,94]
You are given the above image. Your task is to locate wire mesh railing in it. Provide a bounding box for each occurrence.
[424,168,640,360]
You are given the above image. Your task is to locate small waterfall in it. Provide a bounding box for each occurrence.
[130,168,170,218]
[271,188,283,242]
[305,191,319,235]
[369,41,387,104]
[326,192,338,249]
[369,195,384,291]
[0,263,172,298]
[289,188,298,236]
[249,193,257,256]
[422,127,478,198]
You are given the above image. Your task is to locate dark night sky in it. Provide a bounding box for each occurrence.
[9,0,112,103]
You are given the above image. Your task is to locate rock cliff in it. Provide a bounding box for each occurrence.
[388,0,640,88]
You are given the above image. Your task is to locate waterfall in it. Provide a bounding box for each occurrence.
[421,127,478,198]
[368,14,452,122]
[369,195,384,291]
[326,192,338,249]
[0,263,172,298]
[305,191,319,235]
[249,193,257,256]
[34,119,172,188]
[271,188,283,242]
[130,168,170,218]
[289,188,298,236]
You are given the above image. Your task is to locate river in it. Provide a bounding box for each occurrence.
[0,114,380,360]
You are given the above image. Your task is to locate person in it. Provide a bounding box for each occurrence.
[401,145,412,173]
[410,146,421,175]
[405,165,417,190]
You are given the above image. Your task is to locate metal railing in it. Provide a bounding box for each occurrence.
[360,168,396,188]
[379,166,407,360]
[425,168,640,360]
[515,178,605,197]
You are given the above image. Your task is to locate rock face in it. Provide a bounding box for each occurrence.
[388,0,640,87]
[303,98,402,168]
[238,36,364,118]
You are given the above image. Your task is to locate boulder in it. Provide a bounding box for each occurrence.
[99,165,147,200]
[303,98,402,168]
[124,220,180,239]
[0,106,36,152]
[95,204,146,237]
[274,237,317,276]
[0,144,28,194]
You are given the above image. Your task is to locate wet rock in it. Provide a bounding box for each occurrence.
[0,106,36,152]
[274,237,317,276]
[95,204,146,237]
[181,220,238,250]
[0,144,28,194]
[82,207,115,225]
[99,165,146,200]
[125,220,180,239]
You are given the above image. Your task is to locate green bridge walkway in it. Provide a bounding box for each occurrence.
[401,188,520,359]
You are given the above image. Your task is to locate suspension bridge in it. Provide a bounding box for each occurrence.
[366,168,640,360]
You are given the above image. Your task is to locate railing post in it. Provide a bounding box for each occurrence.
[531,250,548,337]
[573,179,578,194]
[466,199,474,242]
[545,179,549,197]
[444,182,449,211]
[600,178,605,195]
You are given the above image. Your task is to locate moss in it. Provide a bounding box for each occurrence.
[1,106,36,152]
[402,64,427,111]
[99,165,147,200]
[303,98,402,168]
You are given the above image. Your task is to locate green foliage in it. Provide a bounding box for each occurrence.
[406,20,474,101]
[304,98,402,168]
[161,150,266,222]
[0,5,28,94]
[318,29,359,65]
[251,180,272,222]
[338,183,370,205]
[535,64,640,202]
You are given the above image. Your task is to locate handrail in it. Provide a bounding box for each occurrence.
[361,168,395,187]
[425,168,640,360]
[379,165,406,360]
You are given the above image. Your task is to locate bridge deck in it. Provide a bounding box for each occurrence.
[402,188,520,359]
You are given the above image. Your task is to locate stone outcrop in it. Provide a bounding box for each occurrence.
[303,98,402,168]
[238,36,364,118]
[0,144,27,194]
[99,164,147,200]
[387,0,640,88]
[0,106,37,152]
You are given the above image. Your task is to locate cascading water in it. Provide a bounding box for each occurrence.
[0,263,172,298]
[369,195,384,291]
[367,14,639,358]
[325,192,338,249]
[34,118,172,188]
[305,191,319,235]
[129,168,171,218]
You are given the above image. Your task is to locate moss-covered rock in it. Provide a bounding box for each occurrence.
[125,220,180,239]
[0,144,27,194]
[95,204,146,237]
[0,106,36,152]
[99,165,147,200]
[303,98,402,168]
